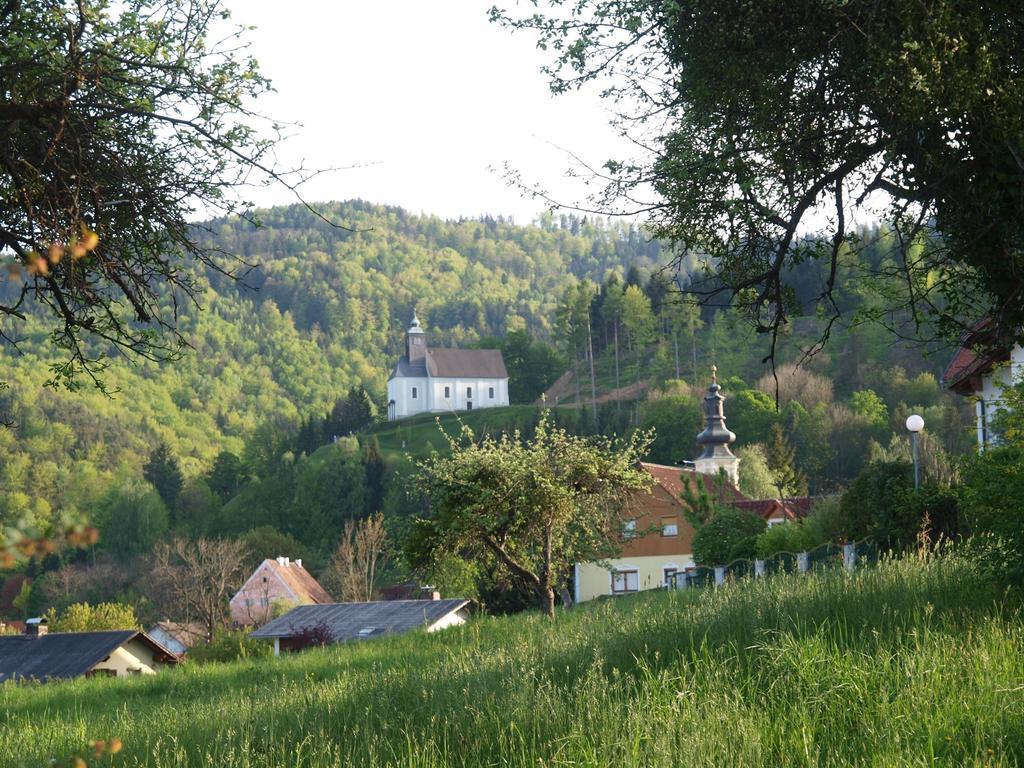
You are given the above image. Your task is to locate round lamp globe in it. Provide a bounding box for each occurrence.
[906,414,925,433]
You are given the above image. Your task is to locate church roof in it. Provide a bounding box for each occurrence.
[391,347,508,380]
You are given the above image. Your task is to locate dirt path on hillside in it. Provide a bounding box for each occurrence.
[538,371,650,407]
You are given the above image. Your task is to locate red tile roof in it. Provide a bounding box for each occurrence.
[734,497,815,520]
[638,462,747,504]
[942,319,1011,394]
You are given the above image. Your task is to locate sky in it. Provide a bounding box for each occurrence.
[224,1,635,224]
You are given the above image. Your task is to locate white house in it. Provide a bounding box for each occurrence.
[386,311,510,421]
[943,323,1024,449]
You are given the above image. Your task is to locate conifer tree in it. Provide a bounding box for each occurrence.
[765,424,807,500]
[144,442,183,511]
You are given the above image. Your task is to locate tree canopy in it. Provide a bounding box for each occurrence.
[495,1,1024,357]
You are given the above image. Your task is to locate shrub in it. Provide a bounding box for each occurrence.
[188,629,271,664]
[755,520,820,559]
[287,621,334,652]
[692,508,766,566]
[959,445,1024,585]
[839,461,914,545]
[805,496,844,543]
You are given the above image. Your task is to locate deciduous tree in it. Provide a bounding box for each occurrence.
[151,537,248,642]
[410,412,651,617]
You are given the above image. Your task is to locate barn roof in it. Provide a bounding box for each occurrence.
[0,630,177,682]
[250,599,471,641]
[391,348,508,380]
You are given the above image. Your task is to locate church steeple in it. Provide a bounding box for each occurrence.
[693,365,740,485]
[406,308,426,363]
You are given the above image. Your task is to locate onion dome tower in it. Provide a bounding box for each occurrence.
[693,366,740,485]
[406,309,426,363]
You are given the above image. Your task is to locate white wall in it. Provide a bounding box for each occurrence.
[91,638,159,677]
[389,376,508,419]
[387,376,430,419]
[977,344,1024,448]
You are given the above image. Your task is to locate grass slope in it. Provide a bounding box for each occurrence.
[2,556,1022,767]
[365,405,548,461]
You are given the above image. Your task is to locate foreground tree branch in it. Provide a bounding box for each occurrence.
[0,0,352,390]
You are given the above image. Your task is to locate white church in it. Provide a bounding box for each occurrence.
[386,311,510,421]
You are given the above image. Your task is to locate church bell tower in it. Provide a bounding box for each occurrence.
[693,366,740,485]
[406,309,426,363]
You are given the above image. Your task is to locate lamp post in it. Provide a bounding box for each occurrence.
[906,414,924,489]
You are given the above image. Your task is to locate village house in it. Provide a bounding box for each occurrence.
[942,322,1024,449]
[0,619,177,682]
[386,310,509,420]
[250,597,472,655]
[148,620,206,657]
[230,556,332,626]
[574,369,814,603]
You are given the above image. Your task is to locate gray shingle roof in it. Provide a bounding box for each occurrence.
[390,348,507,380]
[0,630,176,682]
[249,599,471,641]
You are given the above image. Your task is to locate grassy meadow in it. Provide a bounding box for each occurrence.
[2,555,1022,767]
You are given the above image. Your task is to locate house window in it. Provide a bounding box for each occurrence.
[661,516,679,537]
[623,519,637,539]
[444,385,450,399]
[466,386,473,398]
[663,567,677,587]
[611,569,639,594]
[489,387,495,399]
[411,386,418,399]
[466,402,473,411]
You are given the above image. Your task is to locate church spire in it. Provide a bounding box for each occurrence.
[406,307,426,363]
[693,365,740,485]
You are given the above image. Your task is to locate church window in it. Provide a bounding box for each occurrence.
[466,386,473,398]
[444,385,450,398]
[411,387,418,399]
[489,387,495,399]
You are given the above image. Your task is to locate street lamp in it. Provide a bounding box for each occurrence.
[906,414,924,489]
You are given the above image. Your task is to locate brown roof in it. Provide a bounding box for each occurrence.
[734,497,815,520]
[638,462,747,504]
[426,348,508,379]
[942,319,1012,394]
[265,559,332,605]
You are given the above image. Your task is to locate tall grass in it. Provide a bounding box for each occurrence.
[2,555,1021,767]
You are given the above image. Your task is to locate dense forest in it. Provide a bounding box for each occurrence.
[0,200,974,619]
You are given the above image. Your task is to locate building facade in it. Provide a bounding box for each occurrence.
[230,556,333,626]
[944,324,1024,449]
[386,311,510,421]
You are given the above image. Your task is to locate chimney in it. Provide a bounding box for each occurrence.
[295,559,302,569]
[25,617,48,637]
[283,556,290,567]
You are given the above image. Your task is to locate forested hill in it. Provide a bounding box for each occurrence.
[0,201,659,528]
